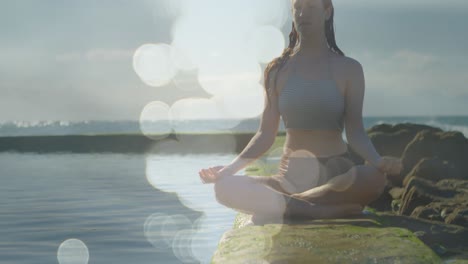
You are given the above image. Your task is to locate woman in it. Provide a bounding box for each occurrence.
[199,0,403,224]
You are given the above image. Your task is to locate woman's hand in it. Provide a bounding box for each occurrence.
[289,192,311,202]
[198,165,232,184]
[375,156,403,177]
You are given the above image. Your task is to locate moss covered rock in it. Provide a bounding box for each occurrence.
[211,219,440,264]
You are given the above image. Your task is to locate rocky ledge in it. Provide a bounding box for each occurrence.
[211,122,468,263]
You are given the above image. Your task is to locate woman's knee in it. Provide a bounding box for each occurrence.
[213,175,259,204]
[213,175,235,205]
[360,164,387,199]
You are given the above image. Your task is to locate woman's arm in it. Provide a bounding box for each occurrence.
[343,58,382,167]
[220,82,281,175]
[220,132,277,175]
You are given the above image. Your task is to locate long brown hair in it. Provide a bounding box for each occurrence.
[263,0,345,108]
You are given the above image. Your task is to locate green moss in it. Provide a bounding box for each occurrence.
[212,224,441,264]
[244,166,259,172]
[219,134,442,263]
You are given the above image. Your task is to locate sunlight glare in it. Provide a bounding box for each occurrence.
[249,0,290,28]
[144,213,172,249]
[211,83,265,120]
[172,229,198,263]
[139,101,172,141]
[161,214,193,246]
[247,25,286,64]
[282,149,323,192]
[197,53,262,96]
[169,97,231,133]
[191,213,237,264]
[57,239,89,264]
[172,69,202,92]
[133,43,177,87]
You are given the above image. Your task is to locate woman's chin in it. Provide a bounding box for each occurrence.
[297,26,319,34]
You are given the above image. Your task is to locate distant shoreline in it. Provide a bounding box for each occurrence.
[0,132,287,154]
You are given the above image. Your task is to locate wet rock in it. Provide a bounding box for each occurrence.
[213,210,468,263]
[389,187,405,200]
[213,126,468,263]
[397,176,468,228]
[399,176,459,216]
[411,206,444,222]
[367,184,393,212]
[402,156,463,186]
[445,208,468,226]
[366,123,442,158]
[391,199,402,213]
[212,213,441,264]
[437,178,468,190]
[400,130,468,186]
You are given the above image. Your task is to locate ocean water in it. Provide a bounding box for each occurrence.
[1,115,467,263]
[1,115,467,138]
[0,152,239,264]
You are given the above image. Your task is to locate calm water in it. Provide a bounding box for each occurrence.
[0,152,240,264]
[2,115,468,263]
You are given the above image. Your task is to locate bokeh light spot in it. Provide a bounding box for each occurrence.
[139,101,172,141]
[197,53,262,97]
[281,149,323,193]
[212,82,265,120]
[161,214,193,247]
[169,97,231,133]
[57,238,89,264]
[144,213,172,249]
[247,25,286,64]
[172,228,198,263]
[133,43,177,87]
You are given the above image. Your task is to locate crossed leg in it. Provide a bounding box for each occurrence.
[213,163,386,224]
[295,164,387,207]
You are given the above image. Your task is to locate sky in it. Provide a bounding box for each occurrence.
[1,0,467,122]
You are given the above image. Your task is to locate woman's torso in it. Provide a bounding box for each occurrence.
[275,52,349,159]
[271,52,350,191]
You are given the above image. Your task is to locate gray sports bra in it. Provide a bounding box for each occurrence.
[278,52,345,132]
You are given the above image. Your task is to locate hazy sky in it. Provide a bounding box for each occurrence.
[1,0,467,122]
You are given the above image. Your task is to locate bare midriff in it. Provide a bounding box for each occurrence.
[282,129,348,158]
[275,129,349,187]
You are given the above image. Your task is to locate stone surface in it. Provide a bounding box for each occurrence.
[364,123,442,161]
[211,122,468,263]
[398,176,468,228]
[212,213,442,264]
[401,130,468,186]
[402,156,463,186]
[212,210,468,263]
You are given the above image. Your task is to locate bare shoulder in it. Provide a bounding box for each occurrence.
[267,63,284,95]
[338,56,365,102]
[340,55,364,77]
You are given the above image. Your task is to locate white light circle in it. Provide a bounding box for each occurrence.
[133,43,177,87]
[250,0,290,28]
[139,101,172,141]
[169,97,230,133]
[161,214,193,247]
[172,69,201,92]
[212,82,265,120]
[57,239,89,264]
[172,229,197,263]
[144,213,172,249]
[247,25,286,64]
[197,54,262,97]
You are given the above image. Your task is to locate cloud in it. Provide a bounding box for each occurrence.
[391,50,437,71]
[55,49,134,63]
[336,0,468,9]
[350,49,468,97]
